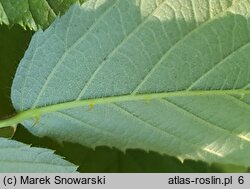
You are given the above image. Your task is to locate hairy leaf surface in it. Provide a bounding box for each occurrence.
[0,0,85,30]
[0,137,77,172]
[11,0,250,166]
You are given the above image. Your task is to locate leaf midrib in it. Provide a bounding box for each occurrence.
[1,89,250,129]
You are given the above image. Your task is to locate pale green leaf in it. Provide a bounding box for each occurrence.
[0,137,77,172]
[9,0,250,166]
[13,125,249,173]
[0,0,85,30]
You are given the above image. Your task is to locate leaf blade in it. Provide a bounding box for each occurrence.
[11,0,250,166]
[0,137,77,172]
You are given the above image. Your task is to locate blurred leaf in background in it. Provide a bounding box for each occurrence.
[0,0,85,30]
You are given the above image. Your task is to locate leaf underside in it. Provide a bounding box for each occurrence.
[0,0,85,30]
[12,0,250,166]
[0,137,77,172]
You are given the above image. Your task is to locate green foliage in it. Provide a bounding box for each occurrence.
[1,0,250,172]
[13,125,249,173]
[8,0,250,167]
[0,0,85,30]
[0,14,220,175]
[0,137,77,172]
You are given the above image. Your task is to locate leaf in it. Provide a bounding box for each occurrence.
[14,124,249,173]
[9,0,250,166]
[0,0,85,30]
[0,137,77,172]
